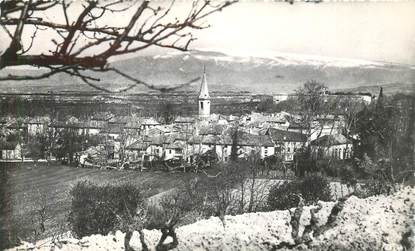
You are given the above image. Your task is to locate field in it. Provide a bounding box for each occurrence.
[0,162,356,249]
[0,162,195,248]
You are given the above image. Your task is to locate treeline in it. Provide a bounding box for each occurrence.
[0,96,133,118]
[0,96,259,120]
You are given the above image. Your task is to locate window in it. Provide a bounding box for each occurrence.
[287,147,290,152]
[169,149,172,154]
[200,101,204,109]
[264,148,268,156]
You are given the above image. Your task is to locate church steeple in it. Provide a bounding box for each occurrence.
[198,67,211,119]
[198,67,210,100]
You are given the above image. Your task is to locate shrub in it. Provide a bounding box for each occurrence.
[68,181,143,238]
[355,180,395,198]
[354,154,397,198]
[267,175,331,210]
[267,181,300,210]
[300,175,331,204]
[339,165,358,188]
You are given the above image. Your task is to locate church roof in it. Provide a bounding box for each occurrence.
[198,71,210,99]
[310,134,351,146]
[266,128,307,142]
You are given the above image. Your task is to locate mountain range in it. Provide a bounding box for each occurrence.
[0,49,413,95]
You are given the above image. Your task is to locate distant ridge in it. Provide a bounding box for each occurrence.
[0,50,413,94]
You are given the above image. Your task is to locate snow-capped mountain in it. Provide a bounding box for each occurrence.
[107,49,414,94]
[0,49,413,94]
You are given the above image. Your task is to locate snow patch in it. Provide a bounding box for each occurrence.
[9,187,415,251]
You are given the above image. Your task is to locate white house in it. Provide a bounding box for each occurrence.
[266,128,307,162]
[0,140,22,160]
[310,134,353,160]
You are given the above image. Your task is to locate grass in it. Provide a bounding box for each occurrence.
[0,162,195,248]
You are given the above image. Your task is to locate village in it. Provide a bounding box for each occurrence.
[0,70,367,175]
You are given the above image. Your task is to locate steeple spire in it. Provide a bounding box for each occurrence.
[198,67,211,119]
[198,66,210,99]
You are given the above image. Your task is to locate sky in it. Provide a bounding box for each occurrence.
[193,1,415,65]
[1,0,415,65]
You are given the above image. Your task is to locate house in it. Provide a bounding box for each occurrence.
[125,140,148,164]
[141,134,165,161]
[286,121,308,135]
[310,134,353,160]
[83,120,106,135]
[231,132,275,160]
[108,115,131,127]
[26,116,49,135]
[164,141,186,161]
[50,117,85,135]
[273,94,289,103]
[198,123,226,136]
[141,117,160,130]
[100,126,123,140]
[0,140,21,160]
[188,131,274,162]
[0,117,28,137]
[91,112,114,123]
[174,116,195,125]
[266,128,307,162]
[187,134,223,161]
[310,115,345,141]
[124,120,142,136]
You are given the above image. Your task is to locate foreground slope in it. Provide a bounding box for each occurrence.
[11,186,415,251]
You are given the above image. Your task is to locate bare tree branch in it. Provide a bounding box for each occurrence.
[0,0,238,93]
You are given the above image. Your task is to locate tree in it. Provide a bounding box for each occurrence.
[230,126,239,161]
[55,126,84,164]
[0,0,236,92]
[26,133,46,161]
[335,95,365,138]
[353,90,415,184]
[159,102,176,124]
[295,80,332,140]
[256,98,274,113]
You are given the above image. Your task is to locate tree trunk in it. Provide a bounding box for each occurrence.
[156,227,178,251]
[138,230,149,251]
[248,170,256,212]
[124,230,133,251]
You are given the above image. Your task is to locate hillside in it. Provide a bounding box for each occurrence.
[0,50,414,94]
[335,82,414,95]
[10,186,415,251]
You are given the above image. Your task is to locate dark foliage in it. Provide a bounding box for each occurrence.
[294,147,317,177]
[256,98,275,113]
[230,128,239,162]
[355,180,395,198]
[68,181,144,238]
[267,181,300,210]
[353,91,414,182]
[267,175,331,210]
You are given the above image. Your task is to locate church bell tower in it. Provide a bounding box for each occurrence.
[198,68,210,119]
